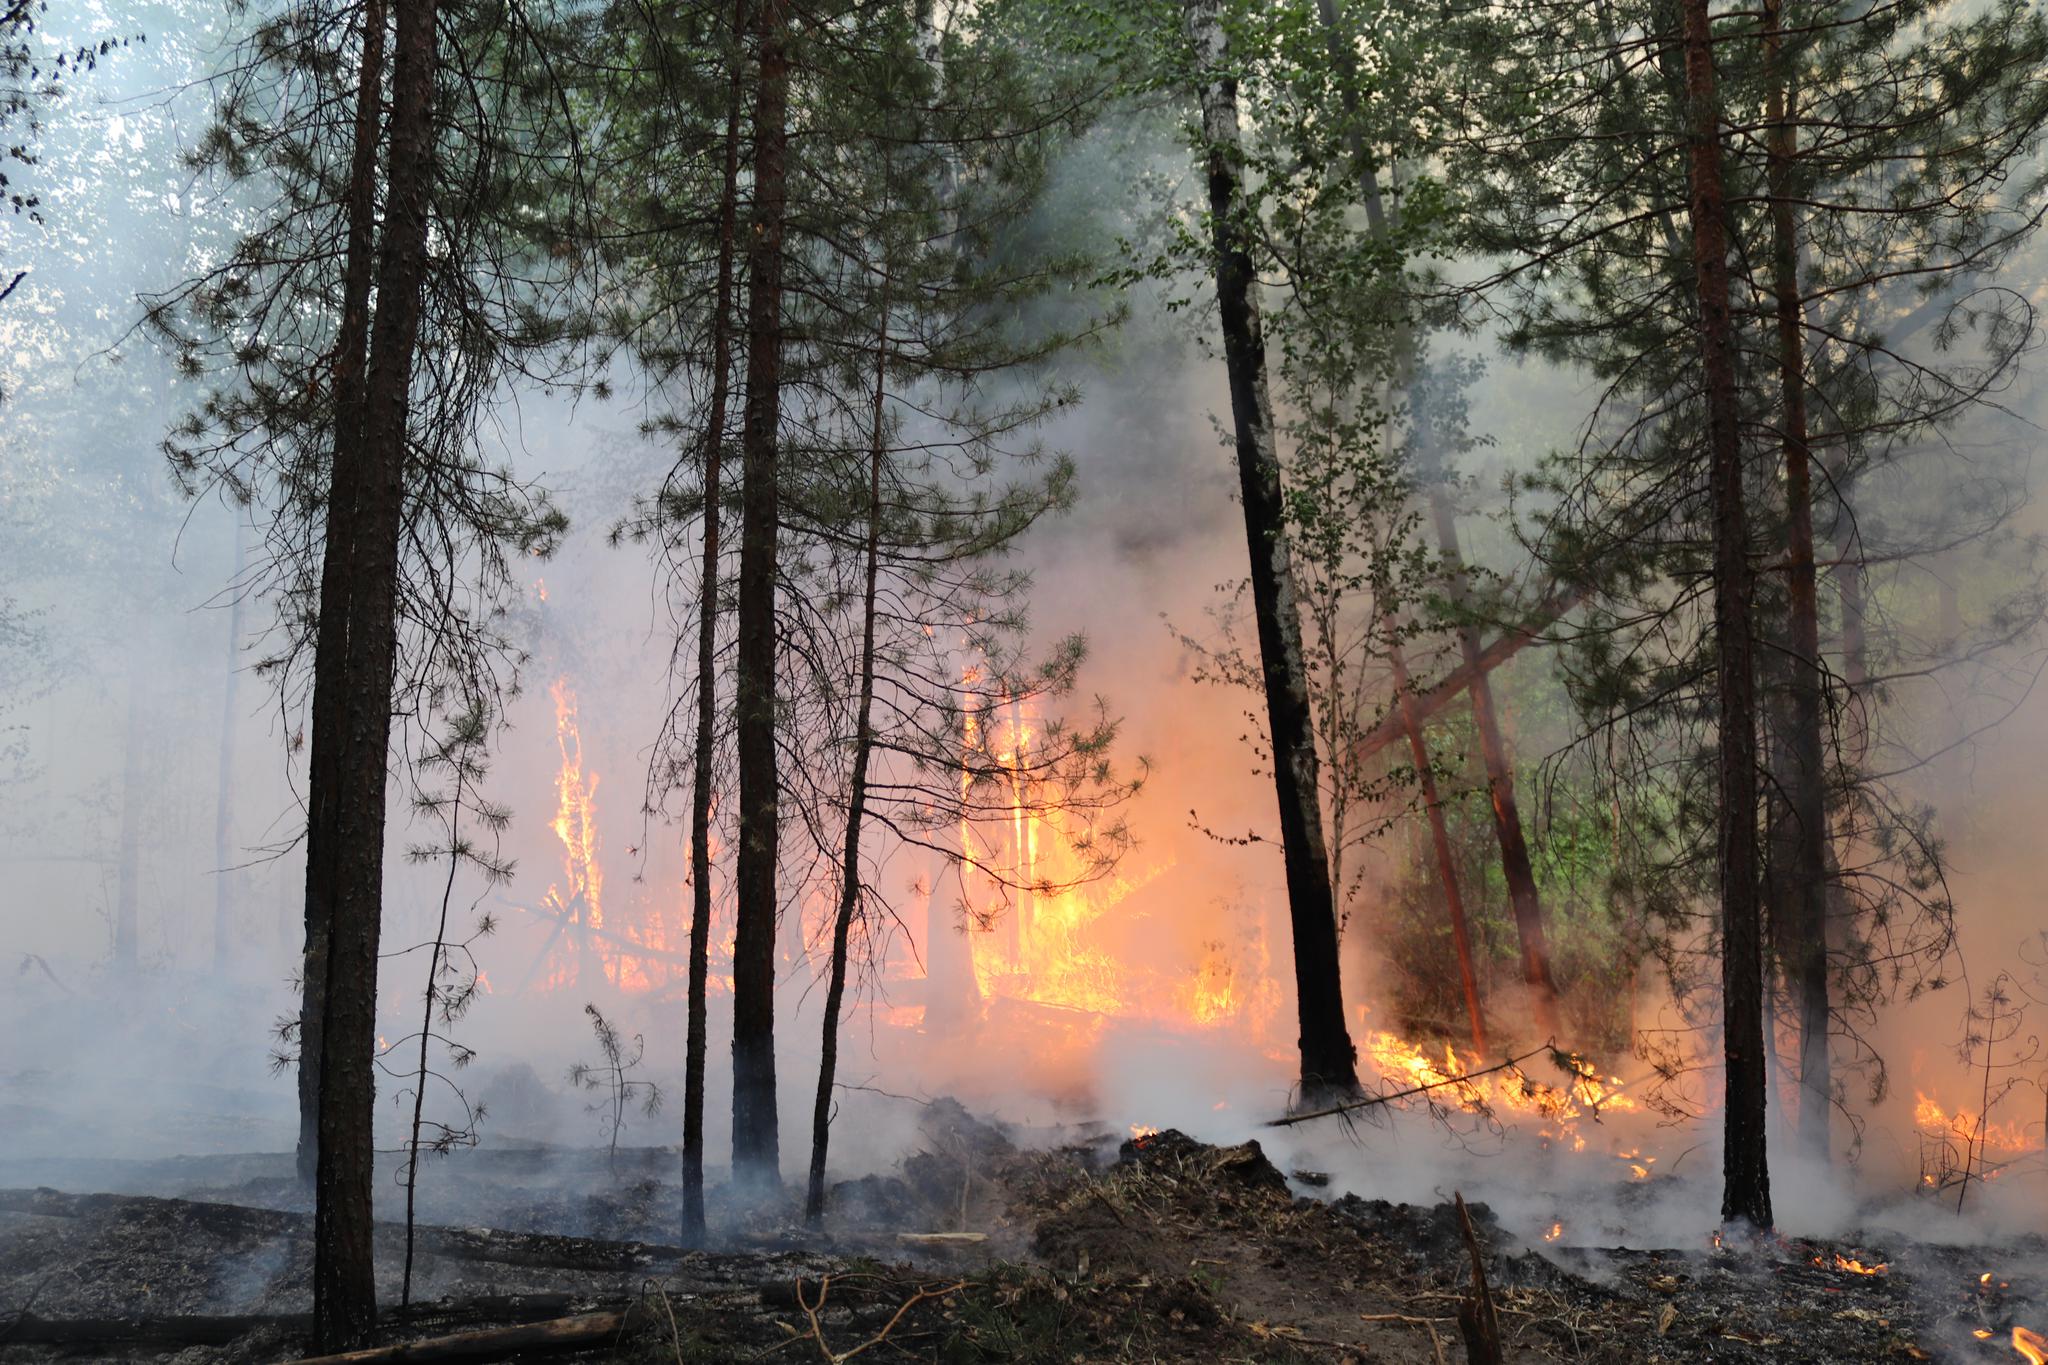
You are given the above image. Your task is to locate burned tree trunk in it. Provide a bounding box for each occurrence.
[1763,0,1830,1163]
[312,0,437,1348]
[299,0,387,1189]
[1421,466,1561,1042]
[1183,0,1358,1103]
[732,0,792,1192]
[1678,0,1771,1230]
[808,287,891,1226]
[682,4,747,1250]
[1386,626,1486,1054]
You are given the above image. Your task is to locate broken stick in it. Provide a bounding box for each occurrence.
[1454,1192,1503,1365]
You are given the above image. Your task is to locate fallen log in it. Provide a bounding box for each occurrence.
[0,1187,681,1271]
[0,1295,579,1350]
[280,1304,651,1365]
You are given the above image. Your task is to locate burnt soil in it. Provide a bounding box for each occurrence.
[2,1108,2044,1362]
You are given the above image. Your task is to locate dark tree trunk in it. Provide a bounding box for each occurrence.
[1678,0,1771,1230]
[1183,0,1357,1104]
[300,0,387,1189]
[1387,627,1487,1054]
[213,515,247,972]
[731,0,791,1193]
[808,290,890,1225]
[1763,0,1830,1162]
[1423,479,1562,1041]
[311,0,436,1348]
[682,4,748,1250]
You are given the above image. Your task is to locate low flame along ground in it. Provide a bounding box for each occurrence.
[525,673,2048,1182]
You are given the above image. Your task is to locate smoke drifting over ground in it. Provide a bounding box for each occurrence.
[7,26,2048,1318]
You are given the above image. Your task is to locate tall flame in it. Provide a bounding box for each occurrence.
[549,678,605,963]
[538,677,683,994]
[2016,1326,2048,1365]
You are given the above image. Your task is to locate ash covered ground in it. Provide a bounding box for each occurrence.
[3,1101,2045,1363]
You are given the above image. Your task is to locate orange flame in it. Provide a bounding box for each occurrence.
[2016,1326,2048,1365]
[1543,1221,1562,1242]
[535,678,682,994]
[1916,1092,2039,1157]
[1360,1030,1636,1150]
[1812,1254,1886,1276]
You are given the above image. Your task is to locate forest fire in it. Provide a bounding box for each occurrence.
[22,0,2048,1355]
[1916,1092,2043,1158]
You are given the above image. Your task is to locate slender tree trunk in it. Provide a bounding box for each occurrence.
[214,515,247,972]
[681,4,748,1250]
[808,282,891,1225]
[311,0,436,1348]
[1422,477,1562,1041]
[1678,0,1772,1230]
[300,0,387,1189]
[402,755,466,1310]
[1183,0,1358,1103]
[1387,626,1486,1054]
[731,0,791,1192]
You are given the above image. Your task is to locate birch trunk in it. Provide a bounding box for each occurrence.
[1184,0,1357,1102]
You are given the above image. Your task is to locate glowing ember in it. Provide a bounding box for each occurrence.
[1816,1254,1887,1276]
[2016,1326,2048,1365]
[1543,1221,1562,1242]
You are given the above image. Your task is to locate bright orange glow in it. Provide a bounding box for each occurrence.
[536,678,683,994]
[1916,1092,2040,1157]
[957,686,1158,1020]
[1130,1124,1159,1140]
[1543,1221,1562,1242]
[2015,1325,2048,1364]
[1358,1030,1637,1148]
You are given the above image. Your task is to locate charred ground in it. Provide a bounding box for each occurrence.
[2,1106,2041,1363]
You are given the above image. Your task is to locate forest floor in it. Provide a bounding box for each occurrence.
[0,1102,2043,1362]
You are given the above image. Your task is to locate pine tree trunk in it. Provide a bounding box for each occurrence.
[299,0,387,1189]
[1424,481,1562,1041]
[1183,0,1358,1104]
[1387,627,1487,1054]
[1679,0,1772,1231]
[808,288,891,1225]
[311,0,435,1348]
[213,515,246,972]
[1762,0,1830,1163]
[682,6,747,1250]
[731,0,791,1193]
